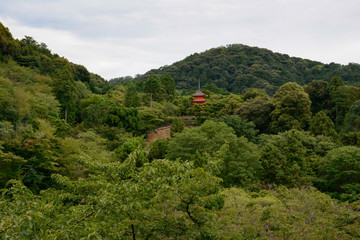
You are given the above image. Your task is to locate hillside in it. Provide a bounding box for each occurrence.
[126,44,360,94]
[1,22,360,239]
[0,22,110,95]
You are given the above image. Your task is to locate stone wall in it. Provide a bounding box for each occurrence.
[147,125,171,143]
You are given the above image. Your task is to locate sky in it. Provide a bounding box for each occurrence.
[1,0,360,80]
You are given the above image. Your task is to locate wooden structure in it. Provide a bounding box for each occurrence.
[191,90,208,104]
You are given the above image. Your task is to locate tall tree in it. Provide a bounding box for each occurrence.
[316,146,360,202]
[53,66,76,124]
[309,111,338,138]
[160,74,175,101]
[145,75,162,108]
[124,82,140,108]
[342,100,360,133]
[270,82,312,133]
[304,80,330,114]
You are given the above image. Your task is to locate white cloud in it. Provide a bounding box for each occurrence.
[1,0,360,79]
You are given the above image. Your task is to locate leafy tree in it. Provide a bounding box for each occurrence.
[160,74,175,101]
[342,100,360,133]
[216,138,261,187]
[216,187,360,239]
[167,121,261,186]
[147,139,168,161]
[52,66,77,124]
[309,111,338,138]
[145,75,162,108]
[0,156,224,239]
[212,115,258,142]
[259,130,338,187]
[137,106,166,132]
[316,146,360,202]
[115,137,145,163]
[166,120,237,161]
[270,82,312,132]
[0,146,26,188]
[242,88,269,101]
[170,117,185,137]
[304,80,330,114]
[124,82,140,108]
[237,96,274,133]
[80,96,140,132]
[327,76,344,93]
[219,98,241,115]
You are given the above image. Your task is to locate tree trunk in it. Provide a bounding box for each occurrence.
[65,107,68,123]
[150,92,153,108]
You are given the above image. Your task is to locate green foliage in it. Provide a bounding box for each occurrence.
[147,139,168,161]
[237,96,274,133]
[259,130,338,187]
[270,82,312,132]
[309,111,338,138]
[52,66,77,124]
[145,75,162,108]
[0,157,223,239]
[216,138,261,187]
[341,131,360,147]
[327,76,344,93]
[343,100,360,133]
[80,95,140,132]
[137,106,166,132]
[170,117,185,137]
[216,187,360,239]
[242,88,269,101]
[167,120,237,161]
[304,80,330,114]
[124,82,140,107]
[115,137,145,162]
[212,115,258,142]
[316,146,360,202]
[135,44,360,94]
[160,74,175,101]
[0,146,26,188]
[2,21,360,239]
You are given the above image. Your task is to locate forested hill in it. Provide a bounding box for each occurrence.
[126,44,360,94]
[0,22,110,94]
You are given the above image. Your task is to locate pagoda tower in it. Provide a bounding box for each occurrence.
[191,80,208,104]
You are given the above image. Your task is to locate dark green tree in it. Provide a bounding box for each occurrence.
[212,115,258,142]
[237,96,274,133]
[145,75,162,108]
[309,111,338,138]
[342,100,360,133]
[304,80,330,114]
[327,76,344,93]
[147,139,168,161]
[270,82,312,133]
[124,82,140,108]
[170,117,185,137]
[316,146,360,202]
[160,74,175,101]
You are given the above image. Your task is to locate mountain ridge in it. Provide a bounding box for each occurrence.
[111,44,360,94]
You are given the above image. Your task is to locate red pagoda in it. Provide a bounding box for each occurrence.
[191,90,208,104]
[191,80,207,105]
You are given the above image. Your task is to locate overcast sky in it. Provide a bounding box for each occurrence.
[1,0,359,80]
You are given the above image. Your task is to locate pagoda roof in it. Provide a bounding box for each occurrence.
[191,90,208,97]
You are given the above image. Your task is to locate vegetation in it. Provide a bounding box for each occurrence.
[131,44,360,94]
[1,22,360,239]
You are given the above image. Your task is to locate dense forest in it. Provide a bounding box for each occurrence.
[110,44,360,95]
[1,22,360,239]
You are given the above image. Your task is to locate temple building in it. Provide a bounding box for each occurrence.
[191,90,208,104]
